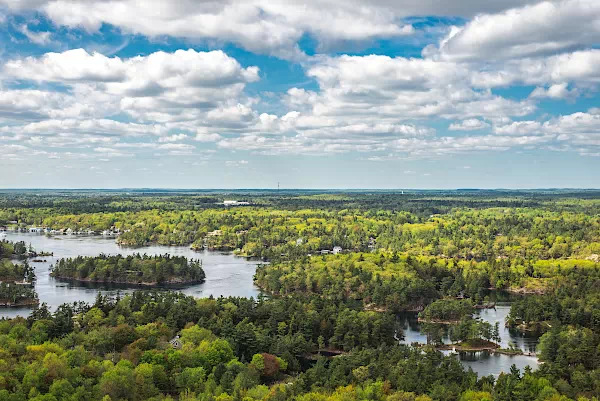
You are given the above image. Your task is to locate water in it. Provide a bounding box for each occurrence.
[1,232,261,318]
[4,232,540,376]
[397,304,541,377]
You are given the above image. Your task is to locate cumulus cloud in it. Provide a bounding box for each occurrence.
[470,50,600,89]
[493,111,600,151]
[0,0,598,168]
[2,49,261,136]
[433,0,600,61]
[449,119,490,131]
[530,83,580,99]
[303,54,536,122]
[0,0,419,59]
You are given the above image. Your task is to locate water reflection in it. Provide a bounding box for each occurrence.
[2,232,261,318]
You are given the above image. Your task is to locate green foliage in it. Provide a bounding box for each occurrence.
[421,299,474,322]
[0,241,37,305]
[51,254,205,285]
[0,192,599,400]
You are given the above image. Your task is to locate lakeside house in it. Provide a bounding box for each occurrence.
[319,247,343,255]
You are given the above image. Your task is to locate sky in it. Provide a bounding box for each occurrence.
[0,0,598,189]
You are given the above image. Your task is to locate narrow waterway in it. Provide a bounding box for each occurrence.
[398,303,541,377]
[1,232,261,318]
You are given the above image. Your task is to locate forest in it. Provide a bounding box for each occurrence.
[0,240,38,306]
[0,190,598,400]
[50,254,206,286]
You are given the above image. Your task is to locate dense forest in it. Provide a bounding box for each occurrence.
[0,190,599,400]
[0,240,38,306]
[0,292,596,401]
[51,254,206,286]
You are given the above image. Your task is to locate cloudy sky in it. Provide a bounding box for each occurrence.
[0,0,598,189]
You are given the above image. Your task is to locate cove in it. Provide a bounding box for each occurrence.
[398,301,541,377]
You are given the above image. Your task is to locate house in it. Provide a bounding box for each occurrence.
[320,250,330,255]
[207,230,222,237]
[332,246,342,255]
[169,335,182,349]
[296,238,304,245]
[223,200,251,206]
[29,227,43,233]
[66,228,74,235]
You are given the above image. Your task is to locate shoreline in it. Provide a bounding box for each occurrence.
[0,298,39,308]
[50,275,206,288]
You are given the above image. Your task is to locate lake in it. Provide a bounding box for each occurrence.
[1,232,261,318]
[3,232,540,376]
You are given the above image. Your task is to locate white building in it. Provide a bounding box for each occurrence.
[332,246,343,255]
[223,200,251,206]
[169,335,182,349]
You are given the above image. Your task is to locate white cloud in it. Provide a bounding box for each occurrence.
[530,83,579,100]
[1,118,168,137]
[158,134,188,143]
[0,2,598,168]
[433,0,600,61]
[0,89,74,121]
[194,131,222,142]
[470,50,600,89]
[17,24,52,45]
[493,111,600,152]
[449,119,490,131]
[0,0,557,59]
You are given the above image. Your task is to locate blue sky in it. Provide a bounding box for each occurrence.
[0,0,598,189]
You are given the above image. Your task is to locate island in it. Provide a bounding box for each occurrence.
[0,240,39,307]
[50,254,206,286]
[418,298,475,324]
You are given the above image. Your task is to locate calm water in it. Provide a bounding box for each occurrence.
[2,232,261,318]
[398,304,541,377]
[4,232,539,376]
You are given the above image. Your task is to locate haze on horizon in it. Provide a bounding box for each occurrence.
[0,0,598,189]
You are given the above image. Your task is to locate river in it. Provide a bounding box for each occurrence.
[3,232,540,376]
